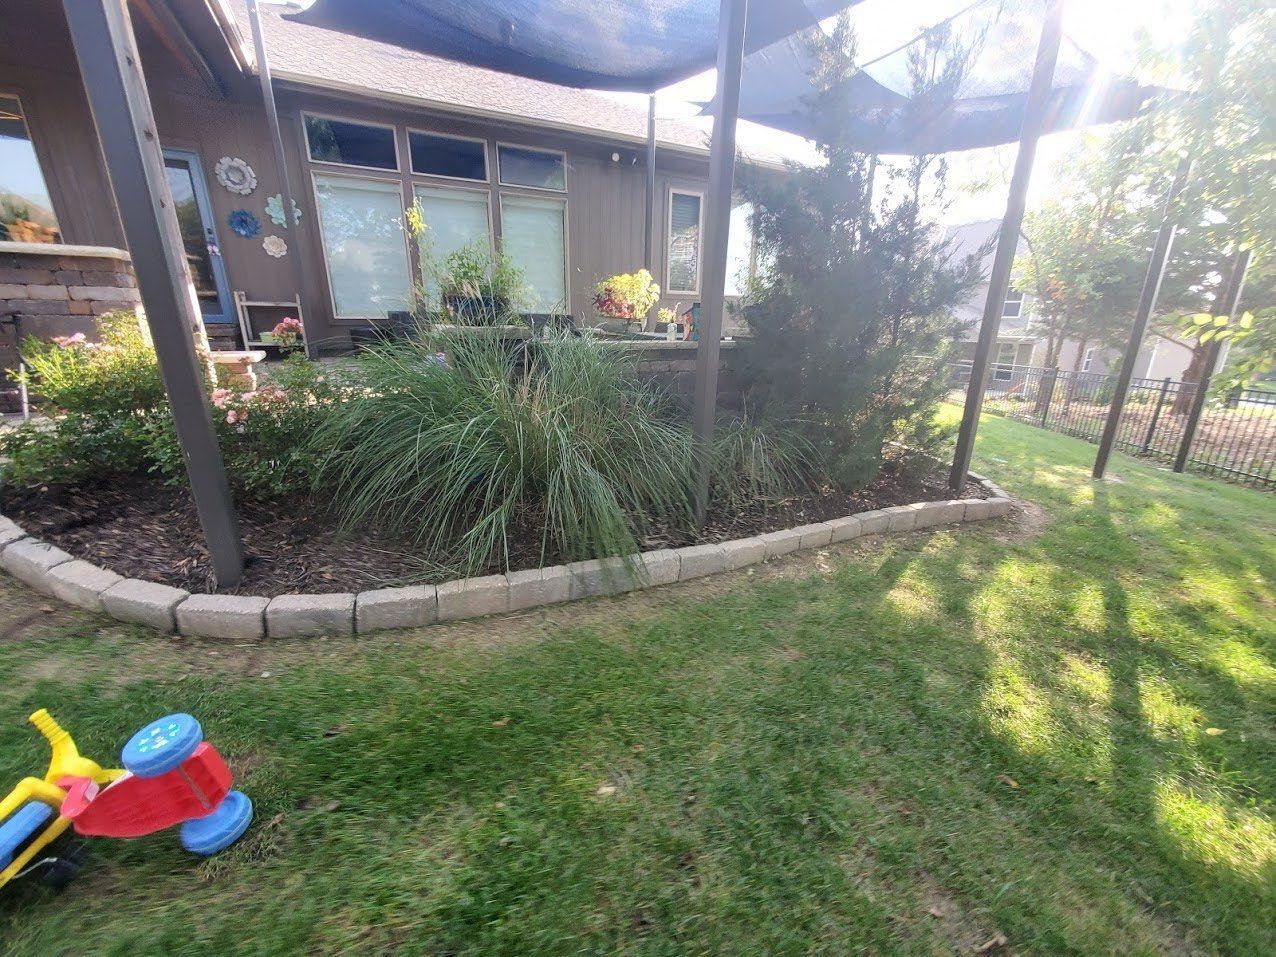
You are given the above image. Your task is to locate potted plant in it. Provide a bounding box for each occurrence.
[593,269,660,333]
[434,244,527,325]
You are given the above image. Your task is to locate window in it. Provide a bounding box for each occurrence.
[410,131,487,181]
[994,342,1016,382]
[1002,289,1025,319]
[1081,347,1096,373]
[312,174,411,318]
[0,94,59,243]
[667,190,702,294]
[724,201,754,297]
[500,195,566,312]
[413,186,492,299]
[305,115,397,170]
[497,144,566,191]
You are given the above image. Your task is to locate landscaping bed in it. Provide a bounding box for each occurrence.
[1,467,987,596]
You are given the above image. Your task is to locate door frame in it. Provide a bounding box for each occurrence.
[162,148,234,324]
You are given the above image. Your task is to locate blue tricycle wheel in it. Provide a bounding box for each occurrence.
[121,713,203,778]
[180,790,253,856]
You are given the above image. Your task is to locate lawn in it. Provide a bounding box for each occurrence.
[0,413,1272,956]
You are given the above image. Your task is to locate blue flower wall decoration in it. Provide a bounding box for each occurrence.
[228,209,261,238]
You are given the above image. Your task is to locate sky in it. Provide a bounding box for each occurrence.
[603,0,1195,225]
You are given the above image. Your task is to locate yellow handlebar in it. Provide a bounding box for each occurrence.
[27,709,120,788]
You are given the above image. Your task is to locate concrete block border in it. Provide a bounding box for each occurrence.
[0,476,1011,639]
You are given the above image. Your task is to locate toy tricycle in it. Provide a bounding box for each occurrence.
[1,709,252,892]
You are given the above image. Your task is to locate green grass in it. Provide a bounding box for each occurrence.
[1,412,1272,955]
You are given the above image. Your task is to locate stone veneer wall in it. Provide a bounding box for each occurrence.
[0,242,140,379]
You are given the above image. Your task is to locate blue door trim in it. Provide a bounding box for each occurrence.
[162,148,235,324]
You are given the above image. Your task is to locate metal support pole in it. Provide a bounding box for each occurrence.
[948,0,1064,490]
[246,0,315,359]
[1038,366,1057,427]
[63,0,243,585]
[1141,377,1171,453]
[1092,157,1191,478]
[643,94,658,330]
[691,0,749,526]
[1173,249,1250,473]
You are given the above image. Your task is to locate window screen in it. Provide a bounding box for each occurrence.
[313,174,411,317]
[501,196,566,312]
[305,116,397,170]
[667,192,701,293]
[410,132,487,181]
[413,186,492,298]
[497,145,566,190]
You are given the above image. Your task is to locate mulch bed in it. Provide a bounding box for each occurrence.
[1,469,985,597]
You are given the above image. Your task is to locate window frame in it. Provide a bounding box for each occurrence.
[309,168,415,321]
[665,187,705,297]
[993,341,1017,382]
[1081,347,1096,373]
[407,128,490,184]
[0,90,62,241]
[302,111,401,173]
[1001,288,1025,320]
[498,191,571,313]
[496,141,568,193]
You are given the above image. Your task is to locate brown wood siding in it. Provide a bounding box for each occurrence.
[3,0,720,346]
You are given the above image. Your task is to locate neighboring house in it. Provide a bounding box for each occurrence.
[942,218,1205,383]
[1,0,769,353]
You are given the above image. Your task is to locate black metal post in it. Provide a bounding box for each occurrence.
[643,93,658,330]
[246,0,315,359]
[691,0,749,526]
[63,0,243,585]
[1173,249,1250,473]
[1093,157,1192,478]
[1039,366,1058,427]
[1142,377,1171,453]
[948,0,1063,490]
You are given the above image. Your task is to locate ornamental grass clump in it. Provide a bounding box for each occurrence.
[314,330,694,572]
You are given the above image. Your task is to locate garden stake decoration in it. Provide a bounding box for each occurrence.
[1,709,253,892]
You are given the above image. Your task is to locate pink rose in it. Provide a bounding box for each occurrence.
[226,410,238,424]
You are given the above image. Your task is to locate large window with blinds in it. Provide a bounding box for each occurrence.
[500,195,567,313]
[412,185,492,299]
[312,173,412,318]
[667,189,703,295]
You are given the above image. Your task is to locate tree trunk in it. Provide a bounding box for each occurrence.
[1172,343,1208,415]
[1063,336,1087,408]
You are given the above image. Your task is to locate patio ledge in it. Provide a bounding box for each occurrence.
[0,241,132,261]
[0,476,1012,640]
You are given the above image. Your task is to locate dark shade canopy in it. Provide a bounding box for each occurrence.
[289,0,861,92]
[707,0,1167,153]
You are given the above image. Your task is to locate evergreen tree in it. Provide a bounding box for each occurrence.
[737,16,983,489]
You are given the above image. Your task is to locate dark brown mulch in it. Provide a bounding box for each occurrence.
[1,469,985,597]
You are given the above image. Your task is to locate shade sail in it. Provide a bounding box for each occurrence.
[289,0,862,92]
[706,0,1166,153]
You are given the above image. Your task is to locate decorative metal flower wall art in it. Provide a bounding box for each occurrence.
[262,235,288,258]
[265,193,303,228]
[227,209,261,238]
[215,157,257,195]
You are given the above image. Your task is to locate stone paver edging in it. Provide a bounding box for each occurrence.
[0,475,1011,639]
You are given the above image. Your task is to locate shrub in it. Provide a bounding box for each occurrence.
[711,414,815,509]
[20,311,166,415]
[145,353,343,501]
[314,330,693,571]
[1,413,155,487]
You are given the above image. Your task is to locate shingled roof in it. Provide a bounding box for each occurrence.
[232,2,789,166]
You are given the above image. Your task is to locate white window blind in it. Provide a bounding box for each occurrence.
[313,174,411,318]
[413,186,491,299]
[668,191,701,293]
[501,196,566,312]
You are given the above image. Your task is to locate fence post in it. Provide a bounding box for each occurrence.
[1174,250,1251,474]
[1142,377,1171,453]
[1038,366,1058,427]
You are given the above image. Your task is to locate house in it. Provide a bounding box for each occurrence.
[1,0,771,357]
[942,219,1204,384]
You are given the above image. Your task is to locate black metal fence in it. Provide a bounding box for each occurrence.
[946,360,1276,490]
